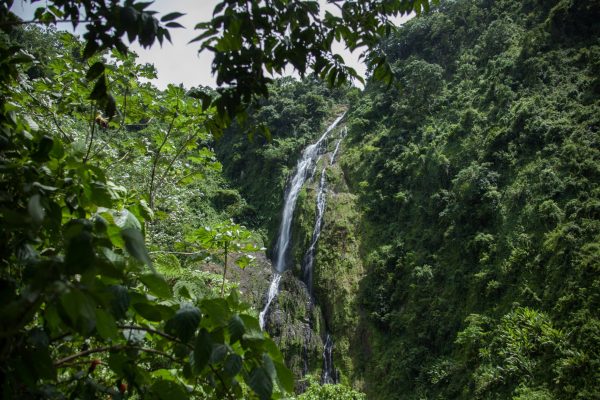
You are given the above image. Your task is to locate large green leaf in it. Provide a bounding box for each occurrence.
[193,329,212,373]
[201,298,230,326]
[95,308,118,339]
[247,366,273,400]
[228,314,245,344]
[27,194,44,224]
[133,302,167,322]
[59,289,97,334]
[274,360,294,393]
[139,273,172,298]
[165,304,201,342]
[121,228,153,268]
[64,229,95,274]
[209,344,229,363]
[108,285,130,320]
[223,353,242,377]
[150,379,189,400]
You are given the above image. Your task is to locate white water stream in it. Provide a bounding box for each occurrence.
[321,333,336,384]
[301,164,327,294]
[259,114,345,330]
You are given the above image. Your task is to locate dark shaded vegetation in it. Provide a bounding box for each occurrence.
[2,0,599,398]
[339,0,600,398]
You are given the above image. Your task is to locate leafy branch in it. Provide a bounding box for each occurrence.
[149,111,178,208]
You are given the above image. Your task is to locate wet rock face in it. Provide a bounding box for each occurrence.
[262,155,365,388]
[214,252,273,308]
[261,270,325,384]
[232,129,365,390]
[224,252,326,386]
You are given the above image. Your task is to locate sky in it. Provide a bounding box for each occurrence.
[12,0,412,90]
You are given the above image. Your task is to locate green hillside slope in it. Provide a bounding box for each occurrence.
[339,0,600,398]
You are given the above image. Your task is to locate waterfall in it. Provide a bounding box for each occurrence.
[309,130,346,385]
[330,127,347,163]
[302,164,327,294]
[259,113,345,330]
[321,333,337,384]
[303,127,348,294]
[273,113,345,274]
[258,273,281,330]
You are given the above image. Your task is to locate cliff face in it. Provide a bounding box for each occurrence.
[221,0,600,397]
[257,129,366,388]
[336,0,600,398]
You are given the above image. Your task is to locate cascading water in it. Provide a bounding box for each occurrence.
[302,164,327,294]
[309,129,346,385]
[259,273,281,329]
[321,334,337,384]
[259,114,345,330]
[303,127,348,293]
[330,127,347,164]
[273,113,345,274]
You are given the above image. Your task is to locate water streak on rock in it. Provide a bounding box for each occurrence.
[259,114,345,330]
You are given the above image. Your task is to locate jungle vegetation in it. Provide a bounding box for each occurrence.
[1,0,599,399]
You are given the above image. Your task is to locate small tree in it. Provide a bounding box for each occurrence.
[190,220,263,297]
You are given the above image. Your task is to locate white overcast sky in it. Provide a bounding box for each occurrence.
[12,0,412,89]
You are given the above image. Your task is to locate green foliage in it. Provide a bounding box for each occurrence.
[194,0,439,120]
[188,219,263,296]
[215,78,349,245]
[294,376,366,400]
[8,0,182,119]
[337,0,600,398]
[0,14,291,400]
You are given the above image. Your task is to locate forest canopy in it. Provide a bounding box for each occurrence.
[2,0,599,399]
[0,0,435,399]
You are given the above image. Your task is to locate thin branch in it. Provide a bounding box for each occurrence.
[174,170,198,186]
[117,324,183,345]
[155,133,196,190]
[83,105,97,163]
[116,149,132,163]
[221,242,228,297]
[0,18,98,28]
[209,364,235,400]
[54,344,180,367]
[148,250,206,256]
[90,89,128,159]
[19,82,72,142]
[149,112,178,209]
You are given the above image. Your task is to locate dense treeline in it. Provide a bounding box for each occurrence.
[3,0,599,398]
[339,0,600,398]
[212,1,600,398]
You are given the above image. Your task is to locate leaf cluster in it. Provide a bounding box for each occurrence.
[0,9,294,400]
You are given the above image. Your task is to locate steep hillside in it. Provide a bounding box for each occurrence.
[340,0,600,398]
[213,0,600,397]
